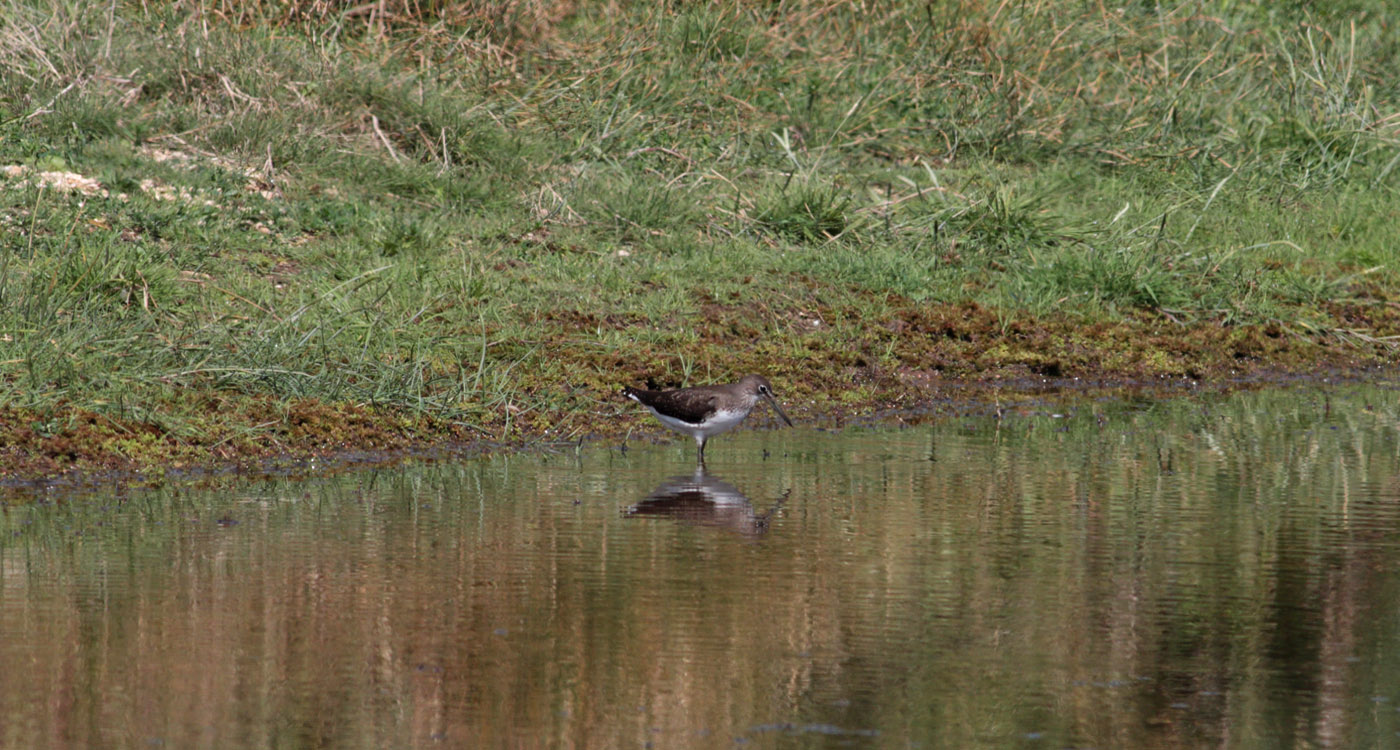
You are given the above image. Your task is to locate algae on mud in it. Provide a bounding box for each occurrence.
[1,1,1399,483]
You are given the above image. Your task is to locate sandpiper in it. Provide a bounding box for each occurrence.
[622,374,794,464]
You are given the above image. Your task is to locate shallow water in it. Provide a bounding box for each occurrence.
[4,383,1400,748]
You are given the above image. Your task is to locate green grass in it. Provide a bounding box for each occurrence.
[1,0,1399,473]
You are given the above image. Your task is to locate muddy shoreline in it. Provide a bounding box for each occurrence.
[4,362,1394,502]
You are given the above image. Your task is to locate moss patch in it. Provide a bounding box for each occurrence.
[2,301,1393,493]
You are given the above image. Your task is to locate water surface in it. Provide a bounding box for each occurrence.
[4,383,1400,748]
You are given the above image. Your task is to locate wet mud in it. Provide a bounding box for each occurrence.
[2,300,1397,499]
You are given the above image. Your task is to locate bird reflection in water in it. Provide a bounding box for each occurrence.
[624,467,789,538]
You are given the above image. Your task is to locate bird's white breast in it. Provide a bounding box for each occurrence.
[648,407,749,438]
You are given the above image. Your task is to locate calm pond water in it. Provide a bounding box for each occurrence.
[4,382,1400,748]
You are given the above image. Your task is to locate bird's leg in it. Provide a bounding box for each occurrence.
[696,435,707,466]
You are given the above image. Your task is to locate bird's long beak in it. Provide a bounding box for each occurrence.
[763,392,794,427]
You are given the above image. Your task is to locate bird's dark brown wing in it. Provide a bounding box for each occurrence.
[624,387,719,424]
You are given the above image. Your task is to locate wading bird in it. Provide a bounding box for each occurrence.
[623,375,794,464]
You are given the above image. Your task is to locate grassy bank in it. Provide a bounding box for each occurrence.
[2,0,1399,480]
